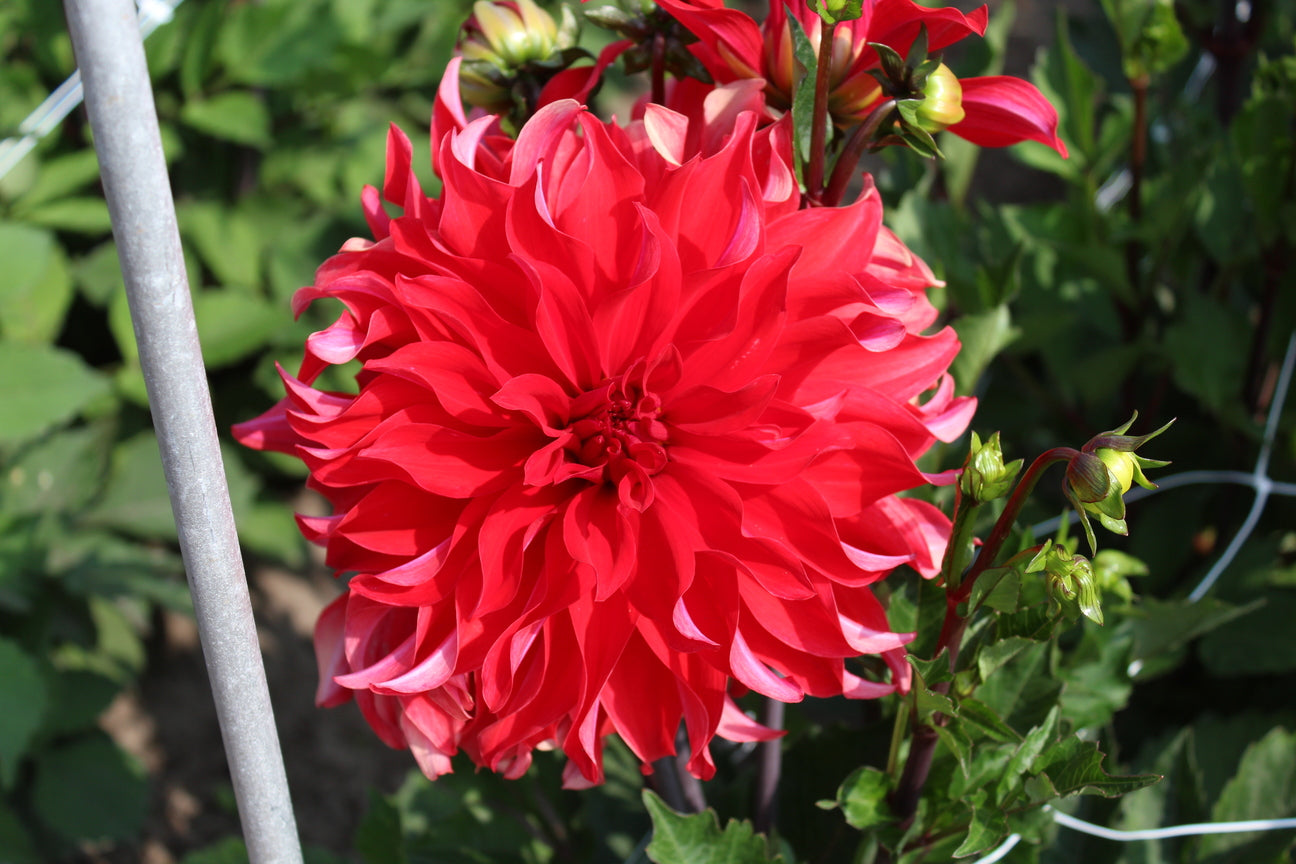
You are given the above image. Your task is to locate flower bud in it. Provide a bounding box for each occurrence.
[960,431,1022,503]
[1029,542,1103,625]
[914,64,965,132]
[464,0,563,68]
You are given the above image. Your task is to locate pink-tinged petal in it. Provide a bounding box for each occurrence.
[314,594,352,707]
[952,76,1069,157]
[643,104,690,166]
[730,628,803,701]
[717,697,783,742]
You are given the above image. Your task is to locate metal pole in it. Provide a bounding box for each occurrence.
[62,2,303,861]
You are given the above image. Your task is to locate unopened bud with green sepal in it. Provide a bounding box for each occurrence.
[1063,414,1171,554]
[1028,541,1104,625]
[960,431,1022,503]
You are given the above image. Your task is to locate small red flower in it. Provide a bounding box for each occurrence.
[656,0,1068,155]
[235,63,973,787]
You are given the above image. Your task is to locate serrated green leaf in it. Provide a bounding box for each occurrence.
[178,201,265,289]
[0,342,111,445]
[181,91,273,148]
[31,732,148,844]
[976,641,1061,732]
[1033,736,1160,799]
[644,790,782,864]
[13,148,103,209]
[1,423,111,515]
[952,806,1009,858]
[955,698,1021,745]
[0,639,48,788]
[1199,589,1296,676]
[976,636,1036,682]
[997,707,1061,804]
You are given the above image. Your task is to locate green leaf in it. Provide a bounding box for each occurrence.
[1199,588,1296,676]
[31,732,148,844]
[0,803,41,864]
[951,306,1019,396]
[952,806,1009,858]
[955,699,1021,745]
[1200,728,1296,857]
[179,838,250,864]
[1032,736,1160,799]
[0,342,111,445]
[1099,0,1188,81]
[976,636,1037,682]
[0,221,74,344]
[0,639,48,788]
[836,767,895,830]
[84,432,177,541]
[13,148,103,209]
[1,423,112,515]
[1123,595,1261,671]
[181,91,273,148]
[18,196,114,234]
[194,290,283,368]
[644,790,783,864]
[42,669,122,738]
[355,789,408,864]
[997,707,1061,805]
[178,201,265,289]
[976,641,1061,732]
[785,8,818,172]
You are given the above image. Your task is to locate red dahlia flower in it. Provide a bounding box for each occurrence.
[234,63,974,787]
[655,0,1068,155]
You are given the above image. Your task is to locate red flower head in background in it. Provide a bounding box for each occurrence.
[234,62,974,787]
[654,0,1068,154]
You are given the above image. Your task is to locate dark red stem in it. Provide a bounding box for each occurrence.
[804,22,837,203]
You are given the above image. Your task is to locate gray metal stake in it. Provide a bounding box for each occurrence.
[63,1,303,861]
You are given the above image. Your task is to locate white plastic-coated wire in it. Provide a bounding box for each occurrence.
[0,0,183,182]
[1051,809,1296,842]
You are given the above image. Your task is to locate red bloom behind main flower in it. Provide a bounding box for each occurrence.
[656,0,1068,155]
[234,64,974,787]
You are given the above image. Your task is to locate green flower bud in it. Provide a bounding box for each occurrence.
[914,64,965,132]
[960,431,1023,503]
[1030,542,1103,625]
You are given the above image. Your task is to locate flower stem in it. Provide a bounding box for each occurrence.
[952,447,1078,606]
[753,698,785,834]
[823,99,897,206]
[804,21,837,203]
[651,32,667,106]
[889,447,1077,828]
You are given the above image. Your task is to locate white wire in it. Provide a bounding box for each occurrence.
[1051,809,1296,842]
[0,0,184,182]
[968,810,1296,863]
[968,832,1022,863]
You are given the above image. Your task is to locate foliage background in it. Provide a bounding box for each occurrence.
[0,0,1293,861]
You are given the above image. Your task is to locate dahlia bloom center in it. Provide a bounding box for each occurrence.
[564,370,668,483]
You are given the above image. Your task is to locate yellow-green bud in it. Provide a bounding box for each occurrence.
[915,64,965,132]
[1097,447,1136,493]
[960,431,1022,503]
